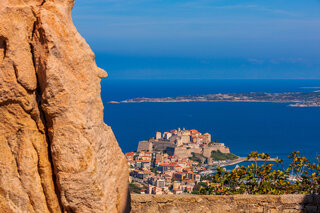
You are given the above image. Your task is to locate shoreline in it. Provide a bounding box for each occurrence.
[108,91,320,107]
[109,100,320,107]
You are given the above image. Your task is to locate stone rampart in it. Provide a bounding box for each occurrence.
[131,194,320,213]
[137,141,153,152]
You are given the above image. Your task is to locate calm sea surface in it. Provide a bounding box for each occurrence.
[101,79,320,162]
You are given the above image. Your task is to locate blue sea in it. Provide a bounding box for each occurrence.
[101,79,320,163]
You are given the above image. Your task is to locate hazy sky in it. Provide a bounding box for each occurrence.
[72,0,320,79]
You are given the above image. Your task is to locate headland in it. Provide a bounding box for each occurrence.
[111,91,320,107]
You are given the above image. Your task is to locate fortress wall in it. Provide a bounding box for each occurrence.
[153,141,175,151]
[189,147,202,154]
[131,194,320,213]
[220,147,230,153]
[137,141,153,152]
[174,147,192,159]
[203,146,231,158]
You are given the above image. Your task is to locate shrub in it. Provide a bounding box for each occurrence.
[198,151,320,195]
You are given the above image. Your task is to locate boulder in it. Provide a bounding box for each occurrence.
[0,1,129,212]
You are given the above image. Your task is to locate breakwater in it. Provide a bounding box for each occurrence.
[212,157,278,168]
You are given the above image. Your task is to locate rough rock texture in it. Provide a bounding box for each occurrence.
[0,1,129,213]
[131,194,320,213]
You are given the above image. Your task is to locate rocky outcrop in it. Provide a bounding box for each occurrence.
[0,1,129,213]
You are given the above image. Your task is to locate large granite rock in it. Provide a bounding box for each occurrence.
[0,1,129,212]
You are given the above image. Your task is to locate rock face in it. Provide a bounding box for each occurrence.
[0,1,129,213]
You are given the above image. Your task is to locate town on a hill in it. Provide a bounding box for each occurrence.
[125,128,240,195]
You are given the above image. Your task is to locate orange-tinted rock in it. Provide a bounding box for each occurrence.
[0,1,129,212]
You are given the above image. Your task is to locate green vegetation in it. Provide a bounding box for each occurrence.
[129,183,142,194]
[192,182,206,194]
[211,150,238,161]
[189,152,205,164]
[198,182,208,187]
[198,151,320,195]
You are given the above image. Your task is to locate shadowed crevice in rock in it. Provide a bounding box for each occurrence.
[32,27,66,211]
[32,39,64,212]
[0,36,6,62]
[1,3,59,213]
[40,0,47,7]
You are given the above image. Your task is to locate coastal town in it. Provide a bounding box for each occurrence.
[125,128,240,195]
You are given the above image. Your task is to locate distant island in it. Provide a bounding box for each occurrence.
[110,91,320,107]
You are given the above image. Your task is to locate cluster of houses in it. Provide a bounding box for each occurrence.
[125,128,232,194]
[126,151,201,194]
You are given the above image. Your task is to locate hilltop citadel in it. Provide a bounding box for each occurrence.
[125,128,238,195]
[137,128,230,163]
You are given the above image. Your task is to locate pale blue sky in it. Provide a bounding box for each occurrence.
[72,0,320,79]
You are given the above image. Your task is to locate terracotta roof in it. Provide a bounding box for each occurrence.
[140,155,152,158]
[159,163,178,167]
[136,160,151,163]
[125,152,135,156]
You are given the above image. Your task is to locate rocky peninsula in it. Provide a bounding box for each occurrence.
[110,91,320,107]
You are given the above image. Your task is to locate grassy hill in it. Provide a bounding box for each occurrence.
[189,152,206,163]
[211,150,238,161]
